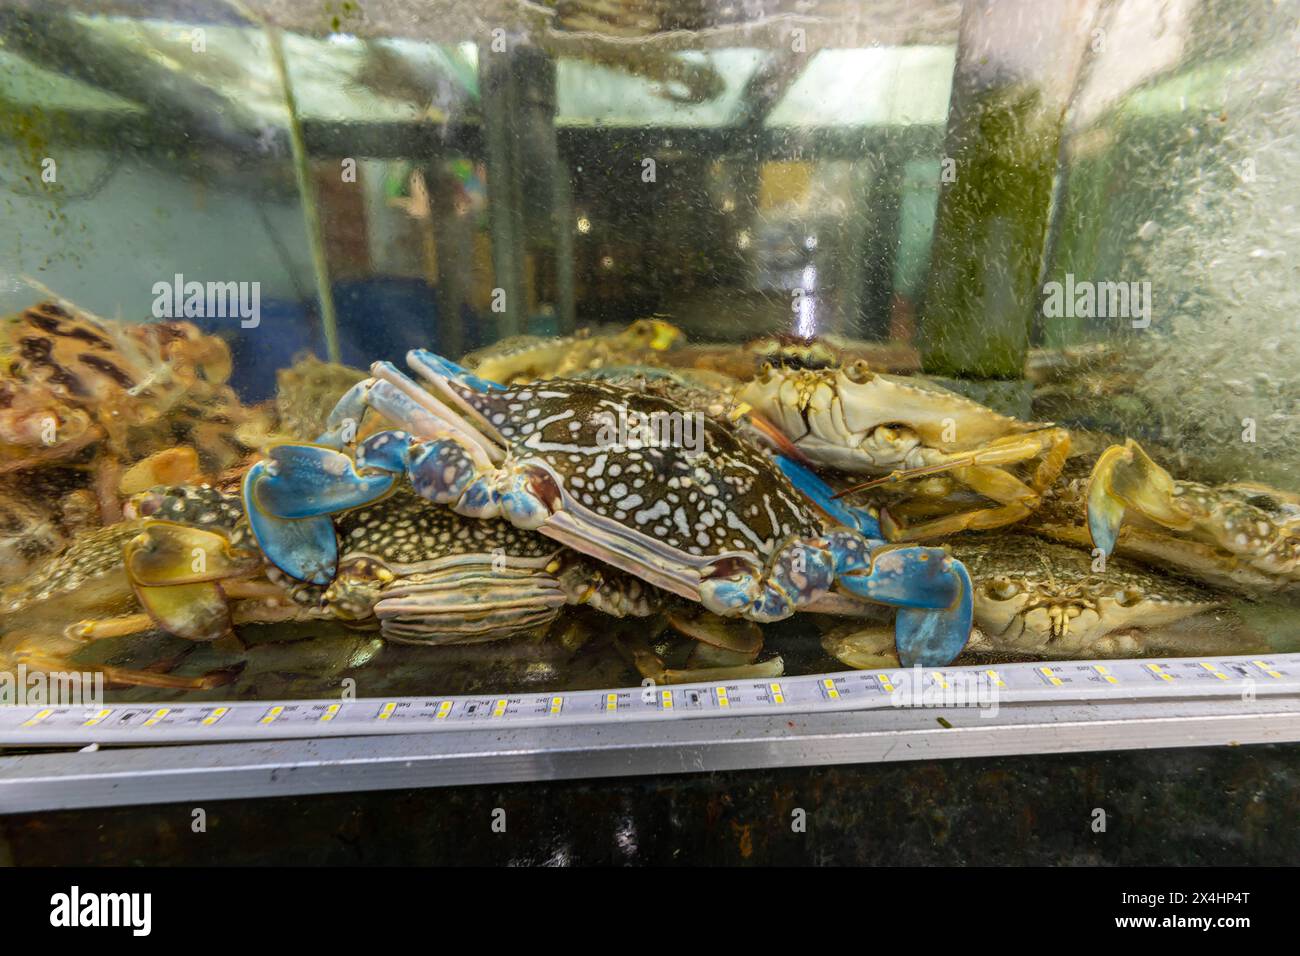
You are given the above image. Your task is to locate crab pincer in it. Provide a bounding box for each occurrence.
[121,520,261,641]
[1085,438,1299,590]
[240,445,386,585]
[776,455,974,667]
[1085,438,1184,558]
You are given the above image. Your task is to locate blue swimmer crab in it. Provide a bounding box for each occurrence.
[820,534,1250,668]
[241,351,976,667]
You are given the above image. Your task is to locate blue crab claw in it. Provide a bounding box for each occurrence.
[773,454,883,539]
[254,443,397,519]
[833,541,974,668]
[1086,489,1123,558]
[408,349,507,393]
[1086,439,1185,558]
[895,560,974,669]
[242,460,339,585]
[1086,442,1131,557]
[357,430,416,474]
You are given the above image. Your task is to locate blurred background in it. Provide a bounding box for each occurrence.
[0,0,1296,482]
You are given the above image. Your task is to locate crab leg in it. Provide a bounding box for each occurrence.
[244,431,501,582]
[123,520,265,641]
[249,354,517,582]
[834,432,1045,483]
[253,356,518,523]
[836,428,1071,540]
[779,455,883,537]
[316,364,505,466]
[835,431,1066,493]
[66,612,158,641]
[13,648,239,690]
[887,462,1051,538]
[777,454,974,667]
[365,361,505,464]
[407,349,508,404]
[317,378,371,444]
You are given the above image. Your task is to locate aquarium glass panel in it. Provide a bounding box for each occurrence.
[0,0,1295,708]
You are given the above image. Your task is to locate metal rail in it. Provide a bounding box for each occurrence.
[2,654,1298,812]
[2,697,1298,813]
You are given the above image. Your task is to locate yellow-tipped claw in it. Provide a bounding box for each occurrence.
[133,581,233,642]
[123,521,257,641]
[117,446,202,496]
[1086,440,1190,556]
[124,521,256,587]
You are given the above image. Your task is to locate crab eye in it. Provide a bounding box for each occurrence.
[127,490,168,518]
[844,360,872,384]
[985,577,1021,601]
[1115,586,1145,607]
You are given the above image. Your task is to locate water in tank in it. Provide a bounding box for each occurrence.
[0,0,1296,705]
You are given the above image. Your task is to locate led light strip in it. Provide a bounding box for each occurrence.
[1,654,1297,746]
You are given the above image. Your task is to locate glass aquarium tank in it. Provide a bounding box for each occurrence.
[0,0,1295,729]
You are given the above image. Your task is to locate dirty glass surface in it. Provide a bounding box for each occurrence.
[0,0,1296,707]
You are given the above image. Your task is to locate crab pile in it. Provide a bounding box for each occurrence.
[0,300,269,585]
[6,321,1296,688]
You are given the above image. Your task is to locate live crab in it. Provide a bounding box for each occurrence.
[1029,438,1300,593]
[0,483,660,688]
[241,350,977,668]
[735,359,1072,541]
[820,533,1258,667]
[0,299,267,582]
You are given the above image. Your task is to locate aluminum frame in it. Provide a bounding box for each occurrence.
[3,693,1299,813]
